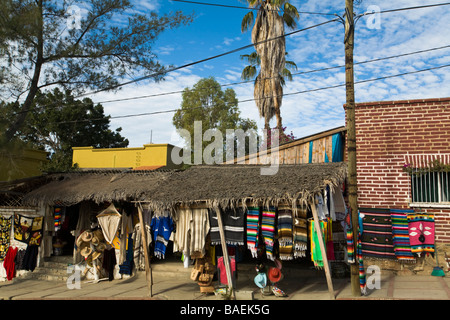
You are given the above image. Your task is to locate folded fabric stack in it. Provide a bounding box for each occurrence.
[407,212,435,257]
[390,209,416,262]
[277,204,293,261]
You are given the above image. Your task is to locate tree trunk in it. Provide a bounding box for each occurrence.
[344,0,361,297]
[5,0,44,142]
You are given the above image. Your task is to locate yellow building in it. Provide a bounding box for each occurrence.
[0,148,48,181]
[72,143,183,170]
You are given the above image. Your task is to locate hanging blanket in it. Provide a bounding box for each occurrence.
[261,207,276,261]
[407,212,435,257]
[246,207,260,258]
[390,209,416,262]
[345,211,355,264]
[357,231,367,295]
[309,219,325,268]
[210,208,245,246]
[13,214,34,244]
[360,208,395,260]
[189,208,210,258]
[293,207,308,258]
[97,204,122,244]
[151,214,174,259]
[0,216,12,261]
[277,204,293,260]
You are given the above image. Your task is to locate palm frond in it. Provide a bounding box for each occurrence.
[241,11,254,32]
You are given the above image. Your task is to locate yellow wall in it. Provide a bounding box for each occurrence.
[72,144,182,169]
[0,148,48,181]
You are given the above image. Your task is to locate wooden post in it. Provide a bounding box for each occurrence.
[214,207,235,300]
[137,203,153,297]
[309,200,335,300]
[344,0,361,297]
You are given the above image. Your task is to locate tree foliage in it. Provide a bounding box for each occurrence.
[0,88,129,172]
[173,77,258,163]
[241,0,299,131]
[0,0,194,141]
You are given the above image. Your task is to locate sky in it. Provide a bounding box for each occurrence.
[85,0,450,148]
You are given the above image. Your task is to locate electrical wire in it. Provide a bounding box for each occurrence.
[55,63,450,124]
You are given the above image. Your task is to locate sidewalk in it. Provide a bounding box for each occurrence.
[1,267,450,301]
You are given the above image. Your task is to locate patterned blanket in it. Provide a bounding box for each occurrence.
[293,206,308,258]
[390,209,416,262]
[209,208,245,246]
[360,208,396,260]
[407,212,435,257]
[261,207,276,261]
[277,204,293,261]
[246,207,260,258]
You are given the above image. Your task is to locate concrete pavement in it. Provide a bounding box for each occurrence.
[1,264,450,301]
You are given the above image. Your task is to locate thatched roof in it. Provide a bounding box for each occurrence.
[21,169,173,207]
[21,163,347,211]
[142,162,347,212]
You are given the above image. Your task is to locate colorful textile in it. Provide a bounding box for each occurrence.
[309,219,325,268]
[54,207,62,231]
[293,206,308,258]
[0,216,12,261]
[277,204,293,260]
[357,231,367,295]
[325,217,335,261]
[261,207,276,260]
[360,208,395,259]
[407,213,435,257]
[345,210,355,263]
[29,216,43,246]
[390,209,416,262]
[13,214,34,244]
[210,208,245,246]
[246,207,260,258]
[3,246,18,281]
[151,214,174,259]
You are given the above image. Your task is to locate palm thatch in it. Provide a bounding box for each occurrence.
[21,169,174,207]
[21,163,347,213]
[142,162,347,213]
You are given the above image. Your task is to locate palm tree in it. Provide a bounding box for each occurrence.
[241,0,299,132]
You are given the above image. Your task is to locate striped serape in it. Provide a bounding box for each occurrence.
[277,204,293,261]
[246,207,260,258]
[407,212,435,257]
[261,207,276,261]
[345,212,355,263]
[357,231,367,295]
[360,208,396,260]
[209,208,245,246]
[293,206,308,258]
[390,209,416,262]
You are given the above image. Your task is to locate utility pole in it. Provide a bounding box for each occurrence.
[344,0,360,297]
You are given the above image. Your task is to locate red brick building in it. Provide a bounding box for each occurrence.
[351,97,450,244]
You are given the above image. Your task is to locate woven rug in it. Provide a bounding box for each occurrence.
[246,207,260,258]
[390,209,416,262]
[209,208,245,246]
[293,206,308,258]
[277,204,293,261]
[360,208,396,260]
[261,207,276,261]
[407,212,435,257]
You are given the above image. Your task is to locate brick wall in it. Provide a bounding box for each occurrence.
[346,97,450,243]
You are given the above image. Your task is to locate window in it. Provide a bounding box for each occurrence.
[404,155,450,206]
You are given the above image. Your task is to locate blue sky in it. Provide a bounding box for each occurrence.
[88,0,450,148]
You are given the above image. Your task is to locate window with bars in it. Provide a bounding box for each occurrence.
[404,156,450,205]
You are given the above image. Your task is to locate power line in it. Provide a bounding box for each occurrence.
[95,44,450,104]
[170,0,338,16]
[55,63,450,124]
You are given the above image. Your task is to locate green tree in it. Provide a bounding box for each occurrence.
[241,0,299,132]
[0,88,129,172]
[172,77,258,164]
[0,0,193,142]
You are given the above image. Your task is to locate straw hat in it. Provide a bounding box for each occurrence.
[92,229,104,245]
[92,250,102,261]
[80,231,93,242]
[80,245,93,257]
[96,242,106,252]
[254,273,267,289]
[268,267,282,283]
